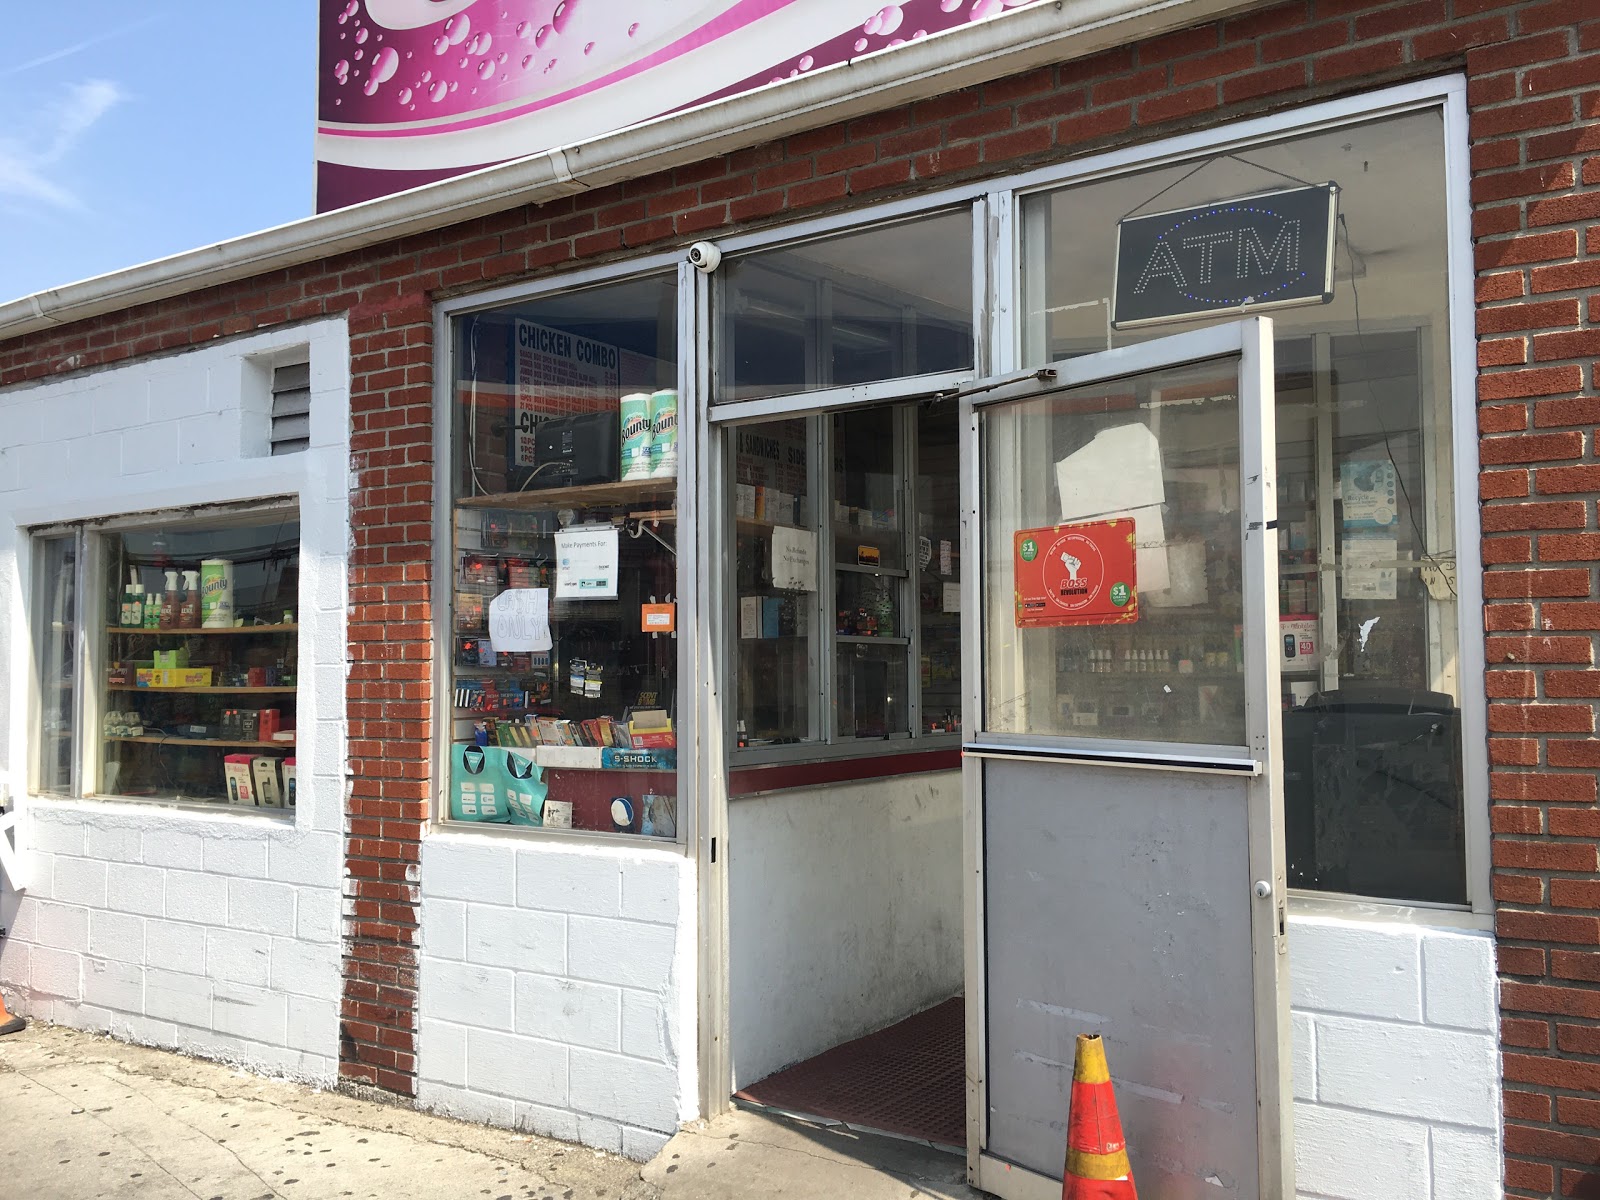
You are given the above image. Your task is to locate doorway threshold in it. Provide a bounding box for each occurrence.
[734,995,965,1153]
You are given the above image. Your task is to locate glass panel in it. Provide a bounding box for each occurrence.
[718,210,974,403]
[1019,107,1463,903]
[836,643,909,740]
[733,417,819,749]
[917,402,963,735]
[982,359,1246,746]
[451,275,681,838]
[35,535,77,796]
[101,514,300,807]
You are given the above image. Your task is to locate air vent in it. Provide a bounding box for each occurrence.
[270,361,311,455]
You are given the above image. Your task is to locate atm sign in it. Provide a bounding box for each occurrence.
[1014,520,1138,628]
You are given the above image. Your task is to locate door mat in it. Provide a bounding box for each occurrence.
[734,995,965,1150]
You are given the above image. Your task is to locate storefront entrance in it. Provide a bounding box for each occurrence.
[962,321,1292,1197]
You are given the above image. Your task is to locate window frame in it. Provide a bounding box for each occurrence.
[28,496,302,816]
[432,251,699,850]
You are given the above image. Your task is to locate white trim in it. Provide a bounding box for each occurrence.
[0,0,1259,341]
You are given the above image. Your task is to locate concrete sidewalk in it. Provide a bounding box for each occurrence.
[0,1022,986,1200]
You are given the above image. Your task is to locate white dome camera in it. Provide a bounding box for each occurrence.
[687,241,722,273]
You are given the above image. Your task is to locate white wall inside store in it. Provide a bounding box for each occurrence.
[0,319,350,1079]
[414,833,698,1162]
[728,770,964,1090]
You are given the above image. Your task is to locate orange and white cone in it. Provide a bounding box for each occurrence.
[1062,1033,1137,1199]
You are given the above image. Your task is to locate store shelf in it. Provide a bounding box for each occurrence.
[457,479,677,512]
[107,686,297,694]
[108,736,294,749]
[837,635,911,645]
[106,625,298,636]
[836,563,909,578]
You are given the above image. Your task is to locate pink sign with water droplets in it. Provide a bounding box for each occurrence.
[316,0,1043,210]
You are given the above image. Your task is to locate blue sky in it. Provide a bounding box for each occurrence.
[1,4,315,304]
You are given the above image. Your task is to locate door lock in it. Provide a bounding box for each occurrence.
[1253,879,1273,899]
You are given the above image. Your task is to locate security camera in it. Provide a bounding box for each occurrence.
[687,241,722,273]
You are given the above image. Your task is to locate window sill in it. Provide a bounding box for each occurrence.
[24,792,295,824]
[730,743,961,797]
[1287,890,1490,932]
[431,820,689,855]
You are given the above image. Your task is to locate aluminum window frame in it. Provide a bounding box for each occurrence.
[432,250,698,852]
[26,496,303,817]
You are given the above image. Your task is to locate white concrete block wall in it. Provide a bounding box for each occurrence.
[1289,914,1500,1200]
[416,833,696,1161]
[0,319,351,1083]
[728,771,963,1089]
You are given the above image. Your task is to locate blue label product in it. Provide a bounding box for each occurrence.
[648,388,678,479]
[619,392,654,481]
[610,796,635,833]
[450,744,509,822]
[499,750,547,826]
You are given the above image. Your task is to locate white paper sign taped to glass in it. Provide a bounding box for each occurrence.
[1112,183,1340,329]
[488,587,553,652]
[1340,460,1399,528]
[770,526,818,592]
[555,526,619,600]
[1055,422,1170,593]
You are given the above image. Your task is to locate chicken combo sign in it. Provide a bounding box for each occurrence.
[1014,520,1138,628]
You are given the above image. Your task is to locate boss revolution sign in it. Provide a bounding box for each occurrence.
[1112,183,1340,330]
[1013,519,1138,628]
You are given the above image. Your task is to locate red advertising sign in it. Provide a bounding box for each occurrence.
[1014,520,1138,628]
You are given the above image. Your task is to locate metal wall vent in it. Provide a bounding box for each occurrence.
[270,361,312,455]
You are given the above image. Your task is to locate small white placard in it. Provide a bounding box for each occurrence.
[939,539,953,576]
[942,583,962,613]
[1342,534,1398,601]
[555,526,619,600]
[488,588,552,652]
[770,526,818,592]
[739,596,762,639]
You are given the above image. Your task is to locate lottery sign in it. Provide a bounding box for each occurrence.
[1014,519,1138,628]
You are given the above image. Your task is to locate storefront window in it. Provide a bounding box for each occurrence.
[1019,107,1465,904]
[450,275,681,839]
[731,401,962,755]
[32,507,301,809]
[718,211,975,404]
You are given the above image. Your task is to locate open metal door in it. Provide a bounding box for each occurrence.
[961,318,1291,1199]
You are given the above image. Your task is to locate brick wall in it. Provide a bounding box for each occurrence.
[4,0,1599,1190]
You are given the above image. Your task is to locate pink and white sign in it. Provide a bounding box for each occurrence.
[316,0,1041,211]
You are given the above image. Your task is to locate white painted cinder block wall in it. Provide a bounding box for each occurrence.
[415,833,697,1161]
[728,771,964,1089]
[1290,914,1500,1200]
[0,319,351,1081]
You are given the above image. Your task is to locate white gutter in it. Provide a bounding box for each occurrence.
[0,0,1257,345]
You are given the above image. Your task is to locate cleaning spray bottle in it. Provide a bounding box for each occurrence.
[121,570,138,627]
[160,570,180,629]
[143,574,159,628]
[179,570,200,629]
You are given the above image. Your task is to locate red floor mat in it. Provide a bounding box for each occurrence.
[734,996,965,1149]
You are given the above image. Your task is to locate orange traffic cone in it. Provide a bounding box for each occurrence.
[1062,1033,1137,1199]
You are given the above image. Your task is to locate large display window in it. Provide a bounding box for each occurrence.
[32,505,301,810]
[1018,107,1469,905]
[448,274,683,840]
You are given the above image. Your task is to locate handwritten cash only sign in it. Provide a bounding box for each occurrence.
[1014,519,1139,628]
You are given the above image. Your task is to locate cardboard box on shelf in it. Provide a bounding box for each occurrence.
[223,755,255,805]
[252,757,284,808]
[136,667,214,688]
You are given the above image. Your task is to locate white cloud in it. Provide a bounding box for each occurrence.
[0,79,127,212]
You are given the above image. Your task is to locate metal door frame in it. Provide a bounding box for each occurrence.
[959,317,1291,1198]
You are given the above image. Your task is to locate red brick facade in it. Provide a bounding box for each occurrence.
[3,0,1599,1191]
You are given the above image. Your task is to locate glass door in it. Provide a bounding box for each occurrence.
[963,319,1291,1198]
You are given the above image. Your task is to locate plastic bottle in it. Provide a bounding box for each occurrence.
[131,581,148,629]
[143,577,160,629]
[160,570,180,629]
[121,570,138,627]
[179,570,200,629]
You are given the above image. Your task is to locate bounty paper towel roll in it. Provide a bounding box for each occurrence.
[200,559,235,628]
[619,393,654,481]
[649,389,678,479]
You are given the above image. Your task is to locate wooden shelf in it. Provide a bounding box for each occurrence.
[106,625,298,636]
[457,479,676,512]
[837,635,911,645]
[108,736,294,749]
[108,686,297,695]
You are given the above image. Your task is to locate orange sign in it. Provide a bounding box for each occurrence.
[1014,520,1138,627]
[641,603,676,634]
